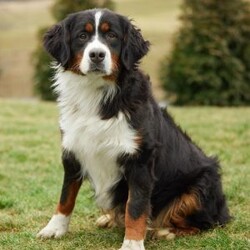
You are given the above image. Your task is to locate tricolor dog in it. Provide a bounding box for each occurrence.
[37,9,230,250]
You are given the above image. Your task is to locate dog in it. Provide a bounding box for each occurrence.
[37,8,230,250]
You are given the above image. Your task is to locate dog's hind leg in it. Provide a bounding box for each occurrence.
[151,189,201,239]
[96,206,125,228]
[37,150,83,238]
[147,227,176,240]
[96,214,114,228]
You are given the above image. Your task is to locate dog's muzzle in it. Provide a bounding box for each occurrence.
[80,41,112,75]
[88,49,106,73]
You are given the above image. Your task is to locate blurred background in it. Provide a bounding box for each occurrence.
[0,0,250,105]
[0,0,181,101]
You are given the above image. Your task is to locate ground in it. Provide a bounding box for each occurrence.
[0,100,249,249]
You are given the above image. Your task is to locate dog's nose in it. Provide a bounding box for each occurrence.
[89,49,106,63]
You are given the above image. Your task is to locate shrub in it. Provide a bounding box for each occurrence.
[51,0,114,21]
[33,0,115,101]
[160,0,250,105]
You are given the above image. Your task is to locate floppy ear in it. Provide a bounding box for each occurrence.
[43,21,71,68]
[121,19,150,70]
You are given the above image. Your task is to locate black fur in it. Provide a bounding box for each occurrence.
[111,69,231,229]
[60,150,83,205]
[44,8,230,236]
[44,22,71,68]
[120,18,150,70]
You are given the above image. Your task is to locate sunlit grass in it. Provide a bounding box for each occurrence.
[0,100,249,249]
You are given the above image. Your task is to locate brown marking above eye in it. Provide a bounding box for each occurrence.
[100,22,110,32]
[85,22,94,33]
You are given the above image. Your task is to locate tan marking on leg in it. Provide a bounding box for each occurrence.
[56,181,81,216]
[125,194,148,241]
[125,212,147,241]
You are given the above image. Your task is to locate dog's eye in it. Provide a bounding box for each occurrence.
[79,33,88,41]
[106,32,117,40]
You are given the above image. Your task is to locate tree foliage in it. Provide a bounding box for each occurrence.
[33,0,114,101]
[52,0,114,21]
[160,0,250,105]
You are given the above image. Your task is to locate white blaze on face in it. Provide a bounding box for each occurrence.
[80,11,112,75]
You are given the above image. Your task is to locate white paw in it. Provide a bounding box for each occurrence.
[37,214,70,239]
[119,239,145,250]
[96,214,112,228]
[155,228,175,240]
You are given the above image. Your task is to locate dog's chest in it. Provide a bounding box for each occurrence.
[59,87,138,209]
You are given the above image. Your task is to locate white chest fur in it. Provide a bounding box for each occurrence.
[54,69,138,210]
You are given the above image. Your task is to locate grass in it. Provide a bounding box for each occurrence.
[0,99,249,249]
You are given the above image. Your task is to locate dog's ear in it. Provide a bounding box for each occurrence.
[43,21,71,68]
[121,18,150,70]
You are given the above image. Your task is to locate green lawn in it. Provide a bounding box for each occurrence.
[0,100,249,249]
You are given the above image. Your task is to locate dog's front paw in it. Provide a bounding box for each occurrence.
[37,214,70,239]
[119,239,145,250]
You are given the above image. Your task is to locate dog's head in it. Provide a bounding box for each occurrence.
[44,9,150,78]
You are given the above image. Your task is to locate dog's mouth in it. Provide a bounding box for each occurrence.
[88,63,107,75]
